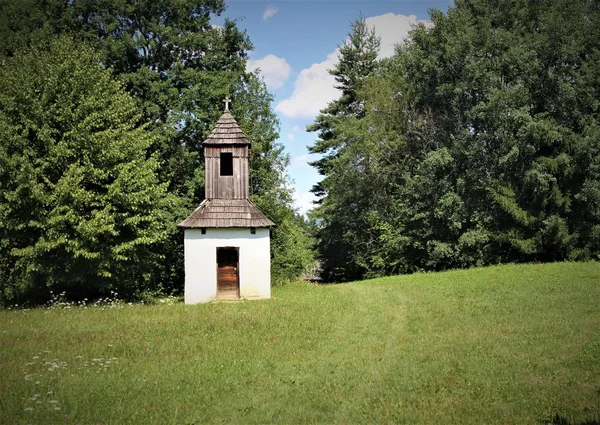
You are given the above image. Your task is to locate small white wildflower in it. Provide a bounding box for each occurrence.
[54,407,61,411]
[24,407,34,412]
[32,356,39,360]
[35,381,40,385]
[49,400,58,404]
[47,391,52,395]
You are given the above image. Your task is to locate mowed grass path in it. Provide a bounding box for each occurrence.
[1,262,599,424]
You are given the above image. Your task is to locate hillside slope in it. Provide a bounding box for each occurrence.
[1,262,599,424]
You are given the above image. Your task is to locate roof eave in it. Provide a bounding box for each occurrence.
[201,141,251,147]
[178,223,275,229]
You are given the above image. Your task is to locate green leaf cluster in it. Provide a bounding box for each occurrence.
[0,38,177,303]
[309,0,600,281]
[0,0,313,303]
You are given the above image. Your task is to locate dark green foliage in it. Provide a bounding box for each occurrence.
[0,38,177,304]
[0,0,249,199]
[0,0,313,302]
[311,0,600,281]
[307,16,381,281]
[308,15,380,198]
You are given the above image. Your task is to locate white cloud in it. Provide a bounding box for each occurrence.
[290,154,312,168]
[365,13,431,58]
[276,13,430,119]
[275,50,339,118]
[293,190,317,216]
[247,54,291,90]
[287,133,295,141]
[262,5,278,20]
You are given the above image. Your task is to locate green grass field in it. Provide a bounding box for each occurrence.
[1,262,599,424]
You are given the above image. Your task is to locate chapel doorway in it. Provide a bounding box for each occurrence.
[216,247,239,300]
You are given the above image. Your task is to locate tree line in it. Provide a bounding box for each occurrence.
[309,0,600,282]
[0,0,313,304]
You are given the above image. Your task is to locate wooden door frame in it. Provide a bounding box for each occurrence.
[216,246,239,299]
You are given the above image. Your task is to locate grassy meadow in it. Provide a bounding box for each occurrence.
[1,262,599,424]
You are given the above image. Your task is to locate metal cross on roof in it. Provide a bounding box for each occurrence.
[223,97,232,112]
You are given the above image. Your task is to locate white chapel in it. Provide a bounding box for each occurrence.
[178,99,275,304]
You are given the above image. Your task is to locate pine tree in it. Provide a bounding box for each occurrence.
[307,16,381,281]
[308,15,380,198]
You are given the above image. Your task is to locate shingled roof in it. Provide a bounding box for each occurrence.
[178,199,275,229]
[202,111,250,146]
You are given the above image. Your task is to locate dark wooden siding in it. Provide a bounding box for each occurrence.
[205,146,249,199]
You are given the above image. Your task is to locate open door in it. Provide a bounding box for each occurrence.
[216,247,239,300]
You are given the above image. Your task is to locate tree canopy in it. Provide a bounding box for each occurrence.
[309,0,600,282]
[307,16,382,282]
[0,38,177,303]
[0,0,313,304]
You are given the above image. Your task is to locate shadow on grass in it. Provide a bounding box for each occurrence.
[545,414,600,425]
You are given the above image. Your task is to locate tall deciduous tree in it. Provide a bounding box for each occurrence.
[0,0,251,198]
[311,0,600,282]
[0,38,177,304]
[399,0,600,266]
[0,0,314,294]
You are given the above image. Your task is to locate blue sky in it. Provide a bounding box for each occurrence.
[214,1,453,214]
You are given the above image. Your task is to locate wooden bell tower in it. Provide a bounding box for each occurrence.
[203,97,250,199]
[178,98,275,304]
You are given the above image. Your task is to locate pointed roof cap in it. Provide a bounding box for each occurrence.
[202,111,250,146]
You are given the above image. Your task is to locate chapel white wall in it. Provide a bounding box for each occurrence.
[183,227,271,304]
